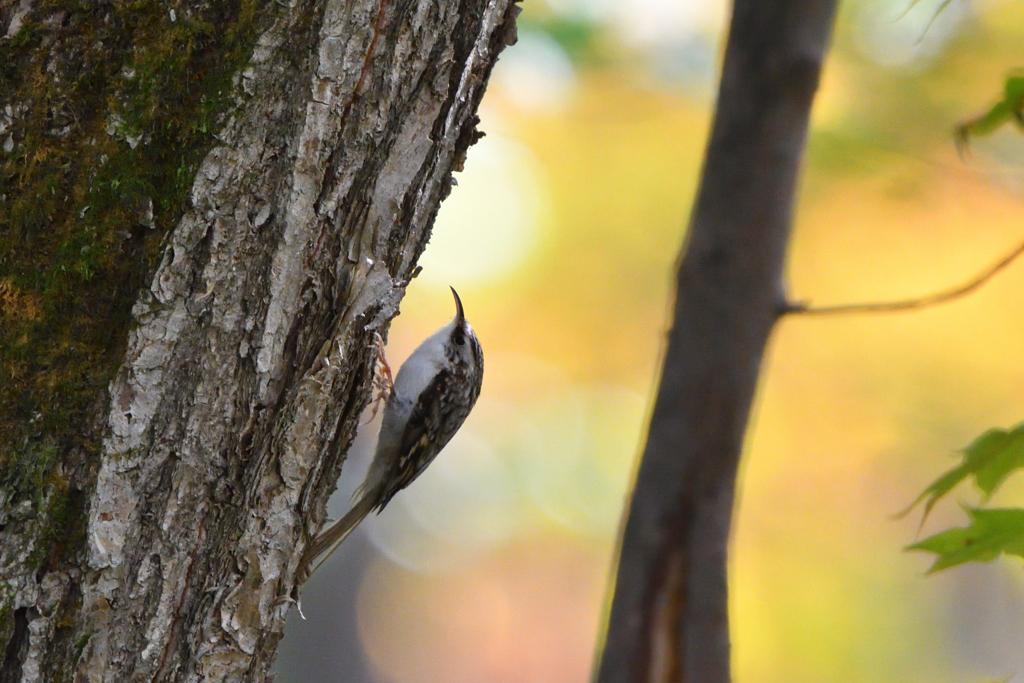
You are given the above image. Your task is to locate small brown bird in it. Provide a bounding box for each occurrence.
[297,287,484,580]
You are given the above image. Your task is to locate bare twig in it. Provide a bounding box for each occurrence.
[785,237,1024,316]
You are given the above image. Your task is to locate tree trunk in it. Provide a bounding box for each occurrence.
[595,2,837,682]
[0,0,518,677]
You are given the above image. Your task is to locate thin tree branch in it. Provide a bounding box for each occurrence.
[784,237,1024,316]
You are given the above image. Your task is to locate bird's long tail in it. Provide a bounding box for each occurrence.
[296,486,381,582]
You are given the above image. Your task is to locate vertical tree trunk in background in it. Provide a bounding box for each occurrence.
[596,1,837,682]
[0,0,518,677]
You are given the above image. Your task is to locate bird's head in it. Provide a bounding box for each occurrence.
[445,287,483,374]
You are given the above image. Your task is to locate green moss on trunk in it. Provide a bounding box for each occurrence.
[0,0,270,490]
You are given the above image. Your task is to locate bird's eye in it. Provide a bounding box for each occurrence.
[453,332,465,346]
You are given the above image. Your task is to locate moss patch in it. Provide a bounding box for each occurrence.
[0,0,269,490]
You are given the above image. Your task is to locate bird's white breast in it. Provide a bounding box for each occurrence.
[391,319,454,402]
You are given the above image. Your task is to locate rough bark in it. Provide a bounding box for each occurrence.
[0,0,518,678]
[595,2,838,682]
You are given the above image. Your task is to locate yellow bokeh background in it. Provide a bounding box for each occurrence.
[277,0,1024,681]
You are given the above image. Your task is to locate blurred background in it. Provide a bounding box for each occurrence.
[275,0,1024,680]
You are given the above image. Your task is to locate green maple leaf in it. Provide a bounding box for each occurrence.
[901,423,1024,522]
[908,507,1024,573]
[956,73,1024,152]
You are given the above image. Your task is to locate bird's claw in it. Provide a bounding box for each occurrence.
[363,332,394,424]
[276,589,306,620]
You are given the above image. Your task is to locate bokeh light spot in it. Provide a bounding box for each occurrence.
[421,133,548,285]
[491,30,577,111]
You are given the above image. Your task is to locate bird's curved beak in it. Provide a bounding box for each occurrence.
[450,286,465,324]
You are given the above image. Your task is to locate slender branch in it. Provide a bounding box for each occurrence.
[785,237,1024,316]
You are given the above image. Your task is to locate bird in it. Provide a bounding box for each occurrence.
[297,287,484,581]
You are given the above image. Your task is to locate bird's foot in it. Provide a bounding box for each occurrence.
[363,332,394,424]
[277,586,306,620]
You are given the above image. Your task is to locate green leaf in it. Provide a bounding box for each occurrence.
[972,426,1024,497]
[907,507,1024,573]
[956,71,1024,151]
[957,101,1014,143]
[1003,75,1024,103]
[901,423,1024,521]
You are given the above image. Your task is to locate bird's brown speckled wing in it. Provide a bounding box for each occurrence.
[374,368,457,510]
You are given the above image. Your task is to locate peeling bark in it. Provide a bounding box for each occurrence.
[0,0,519,677]
[594,2,838,683]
